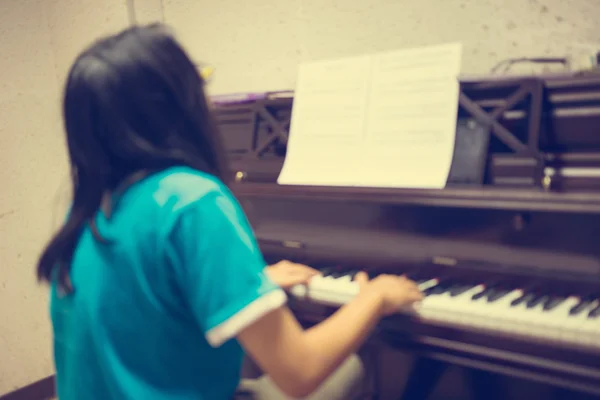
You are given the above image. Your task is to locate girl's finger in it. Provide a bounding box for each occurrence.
[353,271,369,286]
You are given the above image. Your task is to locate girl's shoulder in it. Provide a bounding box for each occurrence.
[137,166,232,212]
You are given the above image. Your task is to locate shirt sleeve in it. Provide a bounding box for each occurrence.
[165,189,286,348]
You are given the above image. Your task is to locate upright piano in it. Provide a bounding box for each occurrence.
[214,73,600,399]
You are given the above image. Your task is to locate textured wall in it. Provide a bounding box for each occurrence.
[0,0,129,394]
[134,0,165,24]
[0,0,598,395]
[0,1,61,393]
[164,0,599,94]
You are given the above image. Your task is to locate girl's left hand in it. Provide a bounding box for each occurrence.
[265,260,321,289]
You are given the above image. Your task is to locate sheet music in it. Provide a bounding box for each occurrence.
[277,43,462,188]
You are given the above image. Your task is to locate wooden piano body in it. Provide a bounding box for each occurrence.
[214,74,600,399]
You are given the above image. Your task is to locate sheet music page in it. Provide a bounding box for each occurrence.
[278,43,462,188]
[277,55,372,186]
[361,43,462,188]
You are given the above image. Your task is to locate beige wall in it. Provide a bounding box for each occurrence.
[0,0,598,394]
[0,0,130,394]
[166,0,599,95]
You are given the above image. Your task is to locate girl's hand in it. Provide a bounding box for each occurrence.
[354,271,423,316]
[266,260,321,289]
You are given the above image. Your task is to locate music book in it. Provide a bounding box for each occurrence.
[277,43,463,189]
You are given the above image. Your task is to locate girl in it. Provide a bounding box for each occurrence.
[38,24,422,400]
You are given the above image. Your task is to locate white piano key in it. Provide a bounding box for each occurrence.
[560,303,593,344]
[289,284,308,298]
[579,301,600,347]
[530,296,579,341]
[459,289,492,325]
[447,285,487,327]
[478,289,523,332]
[418,279,439,291]
[523,303,549,338]
[417,294,450,321]
[505,301,536,337]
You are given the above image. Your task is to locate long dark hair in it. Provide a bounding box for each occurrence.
[37,24,229,291]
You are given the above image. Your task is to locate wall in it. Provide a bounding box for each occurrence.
[0,0,597,395]
[165,0,599,95]
[0,1,60,393]
[0,0,130,394]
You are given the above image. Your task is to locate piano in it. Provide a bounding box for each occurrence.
[214,74,600,399]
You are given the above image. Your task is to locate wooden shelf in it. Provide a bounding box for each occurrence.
[232,183,600,213]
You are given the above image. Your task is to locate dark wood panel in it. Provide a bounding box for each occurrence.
[234,181,600,214]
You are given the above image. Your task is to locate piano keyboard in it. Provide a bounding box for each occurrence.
[289,272,600,348]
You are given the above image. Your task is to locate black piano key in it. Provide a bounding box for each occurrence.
[409,271,434,282]
[588,303,600,319]
[511,292,534,307]
[472,281,501,300]
[423,286,438,296]
[472,288,488,300]
[329,270,344,278]
[487,288,511,303]
[433,282,456,294]
[510,294,524,306]
[449,283,475,297]
[569,299,593,315]
[543,296,566,311]
[424,280,452,296]
[405,270,420,280]
[526,294,548,309]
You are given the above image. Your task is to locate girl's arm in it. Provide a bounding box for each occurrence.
[237,273,421,398]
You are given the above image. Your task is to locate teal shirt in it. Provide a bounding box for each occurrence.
[50,167,285,400]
